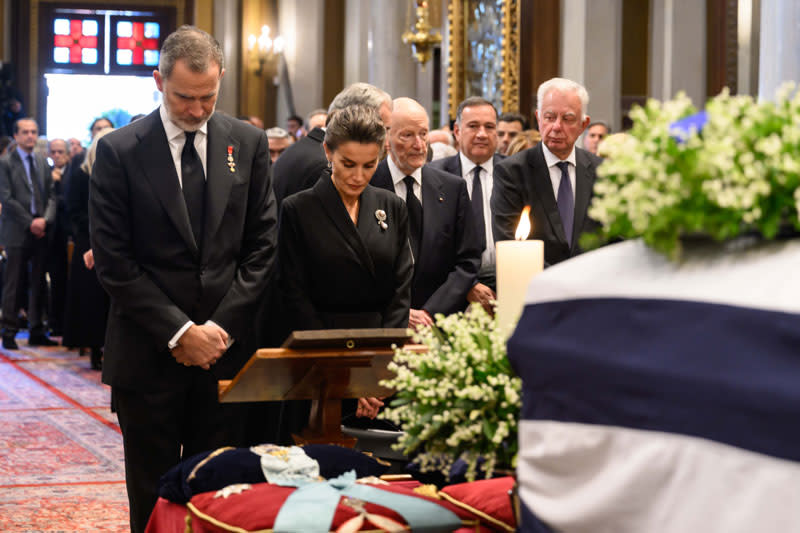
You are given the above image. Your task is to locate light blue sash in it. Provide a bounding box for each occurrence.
[273,471,461,532]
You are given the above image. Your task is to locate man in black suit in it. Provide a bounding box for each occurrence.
[46,138,71,337]
[492,77,601,266]
[89,27,276,533]
[0,117,57,349]
[271,82,392,209]
[430,96,505,313]
[371,97,481,328]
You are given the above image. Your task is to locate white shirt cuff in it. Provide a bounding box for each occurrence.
[205,320,235,349]
[168,321,194,349]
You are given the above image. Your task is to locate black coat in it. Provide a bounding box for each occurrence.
[89,109,277,390]
[272,127,327,210]
[491,142,601,266]
[371,161,481,315]
[279,176,413,331]
[62,163,108,348]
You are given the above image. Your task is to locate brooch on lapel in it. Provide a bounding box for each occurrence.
[375,209,388,230]
[227,145,235,173]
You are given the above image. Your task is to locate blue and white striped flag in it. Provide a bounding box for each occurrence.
[508,238,800,533]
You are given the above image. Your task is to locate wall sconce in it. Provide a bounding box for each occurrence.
[402,0,441,69]
[247,25,285,77]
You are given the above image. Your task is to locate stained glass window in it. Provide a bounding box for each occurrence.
[113,18,161,69]
[52,17,101,65]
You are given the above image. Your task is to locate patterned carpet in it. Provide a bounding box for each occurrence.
[0,334,129,532]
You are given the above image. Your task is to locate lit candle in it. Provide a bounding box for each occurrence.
[495,206,544,336]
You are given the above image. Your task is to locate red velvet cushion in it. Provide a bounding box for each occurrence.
[187,481,477,532]
[439,476,517,531]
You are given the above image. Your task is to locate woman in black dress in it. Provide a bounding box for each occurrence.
[63,128,112,369]
[279,104,413,420]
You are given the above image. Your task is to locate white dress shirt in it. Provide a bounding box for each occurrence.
[159,106,231,351]
[542,143,577,203]
[459,152,495,269]
[387,156,423,205]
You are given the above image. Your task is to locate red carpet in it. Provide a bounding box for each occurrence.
[0,337,129,532]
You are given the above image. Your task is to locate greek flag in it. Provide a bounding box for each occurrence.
[508,238,800,533]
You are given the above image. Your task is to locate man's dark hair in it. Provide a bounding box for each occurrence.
[158,25,224,79]
[587,120,611,133]
[13,117,37,135]
[499,112,528,129]
[455,96,497,125]
[287,114,303,125]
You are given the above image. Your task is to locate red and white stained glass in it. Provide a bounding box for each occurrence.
[53,18,99,64]
[116,21,160,66]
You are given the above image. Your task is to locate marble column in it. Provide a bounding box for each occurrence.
[277,0,325,124]
[560,0,623,131]
[344,0,432,112]
[758,0,800,101]
[649,0,707,106]
[213,0,240,116]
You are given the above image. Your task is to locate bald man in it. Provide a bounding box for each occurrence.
[370,98,481,327]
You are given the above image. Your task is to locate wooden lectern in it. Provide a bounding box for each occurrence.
[218,329,423,447]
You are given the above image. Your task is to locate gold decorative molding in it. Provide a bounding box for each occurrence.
[446,0,466,119]
[501,0,520,114]
[447,0,520,119]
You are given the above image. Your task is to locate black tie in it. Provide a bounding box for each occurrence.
[26,154,43,215]
[403,175,422,260]
[556,161,574,247]
[471,166,485,249]
[181,131,206,249]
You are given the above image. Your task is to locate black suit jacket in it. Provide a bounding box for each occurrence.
[491,142,601,266]
[272,126,327,208]
[0,150,57,246]
[280,177,412,330]
[89,109,277,390]
[371,160,481,315]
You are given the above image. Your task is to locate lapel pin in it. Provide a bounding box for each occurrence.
[438,195,444,202]
[375,209,388,230]
[227,145,236,173]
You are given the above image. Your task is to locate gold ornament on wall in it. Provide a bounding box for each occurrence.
[403,1,442,69]
[447,0,520,118]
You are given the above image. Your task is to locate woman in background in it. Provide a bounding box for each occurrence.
[62,127,113,370]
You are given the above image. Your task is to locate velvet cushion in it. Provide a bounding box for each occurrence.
[158,444,391,504]
[439,476,517,531]
[187,481,475,532]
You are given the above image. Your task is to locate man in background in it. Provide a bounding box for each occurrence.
[266,127,292,163]
[46,138,71,336]
[583,120,610,155]
[0,118,57,349]
[430,97,504,313]
[286,113,304,139]
[497,112,527,155]
[306,108,327,131]
[492,77,601,266]
[371,97,481,327]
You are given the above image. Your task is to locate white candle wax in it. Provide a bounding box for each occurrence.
[495,239,544,336]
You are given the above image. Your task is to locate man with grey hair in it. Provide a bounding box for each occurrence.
[271,82,392,207]
[306,108,327,131]
[266,126,291,163]
[89,25,277,532]
[491,77,601,266]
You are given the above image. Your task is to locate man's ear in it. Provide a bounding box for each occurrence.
[153,70,164,92]
[219,68,226,81]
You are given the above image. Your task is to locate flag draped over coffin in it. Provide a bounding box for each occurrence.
[508,238,800,533]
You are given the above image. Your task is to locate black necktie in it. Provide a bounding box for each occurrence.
[182,131,206,249]
[556,161,574,247]
[404,175,422,260]
[471,166,485,250]
[26,154,43,215]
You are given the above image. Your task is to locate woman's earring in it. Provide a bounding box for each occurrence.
[327,160,332,169]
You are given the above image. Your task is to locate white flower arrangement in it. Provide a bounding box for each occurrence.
[380,305,521,482]
[584,83,800,259]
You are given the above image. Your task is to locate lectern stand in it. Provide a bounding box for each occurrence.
[218,329,423,447]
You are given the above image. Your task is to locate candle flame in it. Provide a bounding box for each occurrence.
[515,206,532,240]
